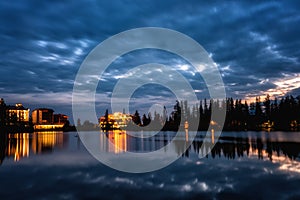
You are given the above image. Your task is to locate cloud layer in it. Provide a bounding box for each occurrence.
[0,1,300,120]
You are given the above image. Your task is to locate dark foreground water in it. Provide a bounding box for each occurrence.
[0,131,300,200]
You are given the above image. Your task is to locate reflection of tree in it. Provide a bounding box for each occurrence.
[173,139,188,157]
[280,142,300,160]
[0,98,6,127]
[0,133,8,165]
[187,136,300,163]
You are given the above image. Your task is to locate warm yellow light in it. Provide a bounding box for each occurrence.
[106,130,127,154]
[246,74,300,101]
[210,120,217,126]
[6,133,30,162]
[99,112,132,129]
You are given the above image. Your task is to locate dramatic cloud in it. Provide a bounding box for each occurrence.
[0,1,299,122]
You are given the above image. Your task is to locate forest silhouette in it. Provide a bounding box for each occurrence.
[121,94,300,132]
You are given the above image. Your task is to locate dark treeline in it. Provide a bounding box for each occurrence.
[128,94,300,131]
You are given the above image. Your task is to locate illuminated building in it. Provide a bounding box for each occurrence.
[261,120,274,131]
[6,103,30,125]
[290,120,298,130]
[99,112,132,130]
[32,108,54,124]
[32,109,68,131]
[54,114,69,125]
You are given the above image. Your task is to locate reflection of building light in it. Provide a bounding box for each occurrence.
[7,133,29,162]
[5,132,64,161]
[31,132,64,154]
[100,130,128,154]
[185,129,189,142]
[109,130,127,154]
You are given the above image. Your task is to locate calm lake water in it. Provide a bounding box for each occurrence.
[0,131,300,199]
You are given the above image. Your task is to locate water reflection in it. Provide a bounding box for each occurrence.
[7,133,30,161]
[32,132,65,154]
[0,132,67,164]
[99,130,300,173]
[99,130,175,154]
[0,131,300,174]
[99,130,127,153]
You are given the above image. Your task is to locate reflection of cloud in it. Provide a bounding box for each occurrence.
[246,141,300,174]
[115,177,134,185]
[279,161,300,174]
[2,130,300,198]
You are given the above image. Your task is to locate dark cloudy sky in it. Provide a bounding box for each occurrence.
[1,1,300,122]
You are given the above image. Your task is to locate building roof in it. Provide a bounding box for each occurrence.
[32,108,54,112]
[6,104,29,110]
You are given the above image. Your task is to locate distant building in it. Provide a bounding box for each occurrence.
[54,114,69,125]
[32,108,69,131]
[99,112,132,130]
[6,103,30,125]
[32,108,54,125]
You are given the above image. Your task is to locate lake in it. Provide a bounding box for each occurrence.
[0,131,300,199]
